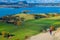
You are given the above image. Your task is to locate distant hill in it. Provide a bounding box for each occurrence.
[0,1,60,8]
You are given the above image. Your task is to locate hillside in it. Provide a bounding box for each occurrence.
[0,17,60,40]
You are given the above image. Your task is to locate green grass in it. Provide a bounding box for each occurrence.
[0,18,60,40]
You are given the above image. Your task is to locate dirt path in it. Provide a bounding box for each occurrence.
[27,31,60,40]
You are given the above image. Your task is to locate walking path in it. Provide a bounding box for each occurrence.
[27,31,60,40]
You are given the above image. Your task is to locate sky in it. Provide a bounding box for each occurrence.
[0,0,60,3]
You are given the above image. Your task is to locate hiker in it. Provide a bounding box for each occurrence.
[49,29,52,35]
[49,26,54,35]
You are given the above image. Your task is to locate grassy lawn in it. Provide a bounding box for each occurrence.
[0,18,60,40]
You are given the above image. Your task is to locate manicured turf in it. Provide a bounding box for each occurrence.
[0,18,60,40]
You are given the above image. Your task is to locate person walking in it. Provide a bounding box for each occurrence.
[49,26,54,35]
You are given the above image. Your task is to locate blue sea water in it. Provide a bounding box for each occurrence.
[0,7,60,17]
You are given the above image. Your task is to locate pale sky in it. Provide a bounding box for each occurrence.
[0,0,60,3]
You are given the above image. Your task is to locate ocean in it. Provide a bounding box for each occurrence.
[0,7,60,17]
